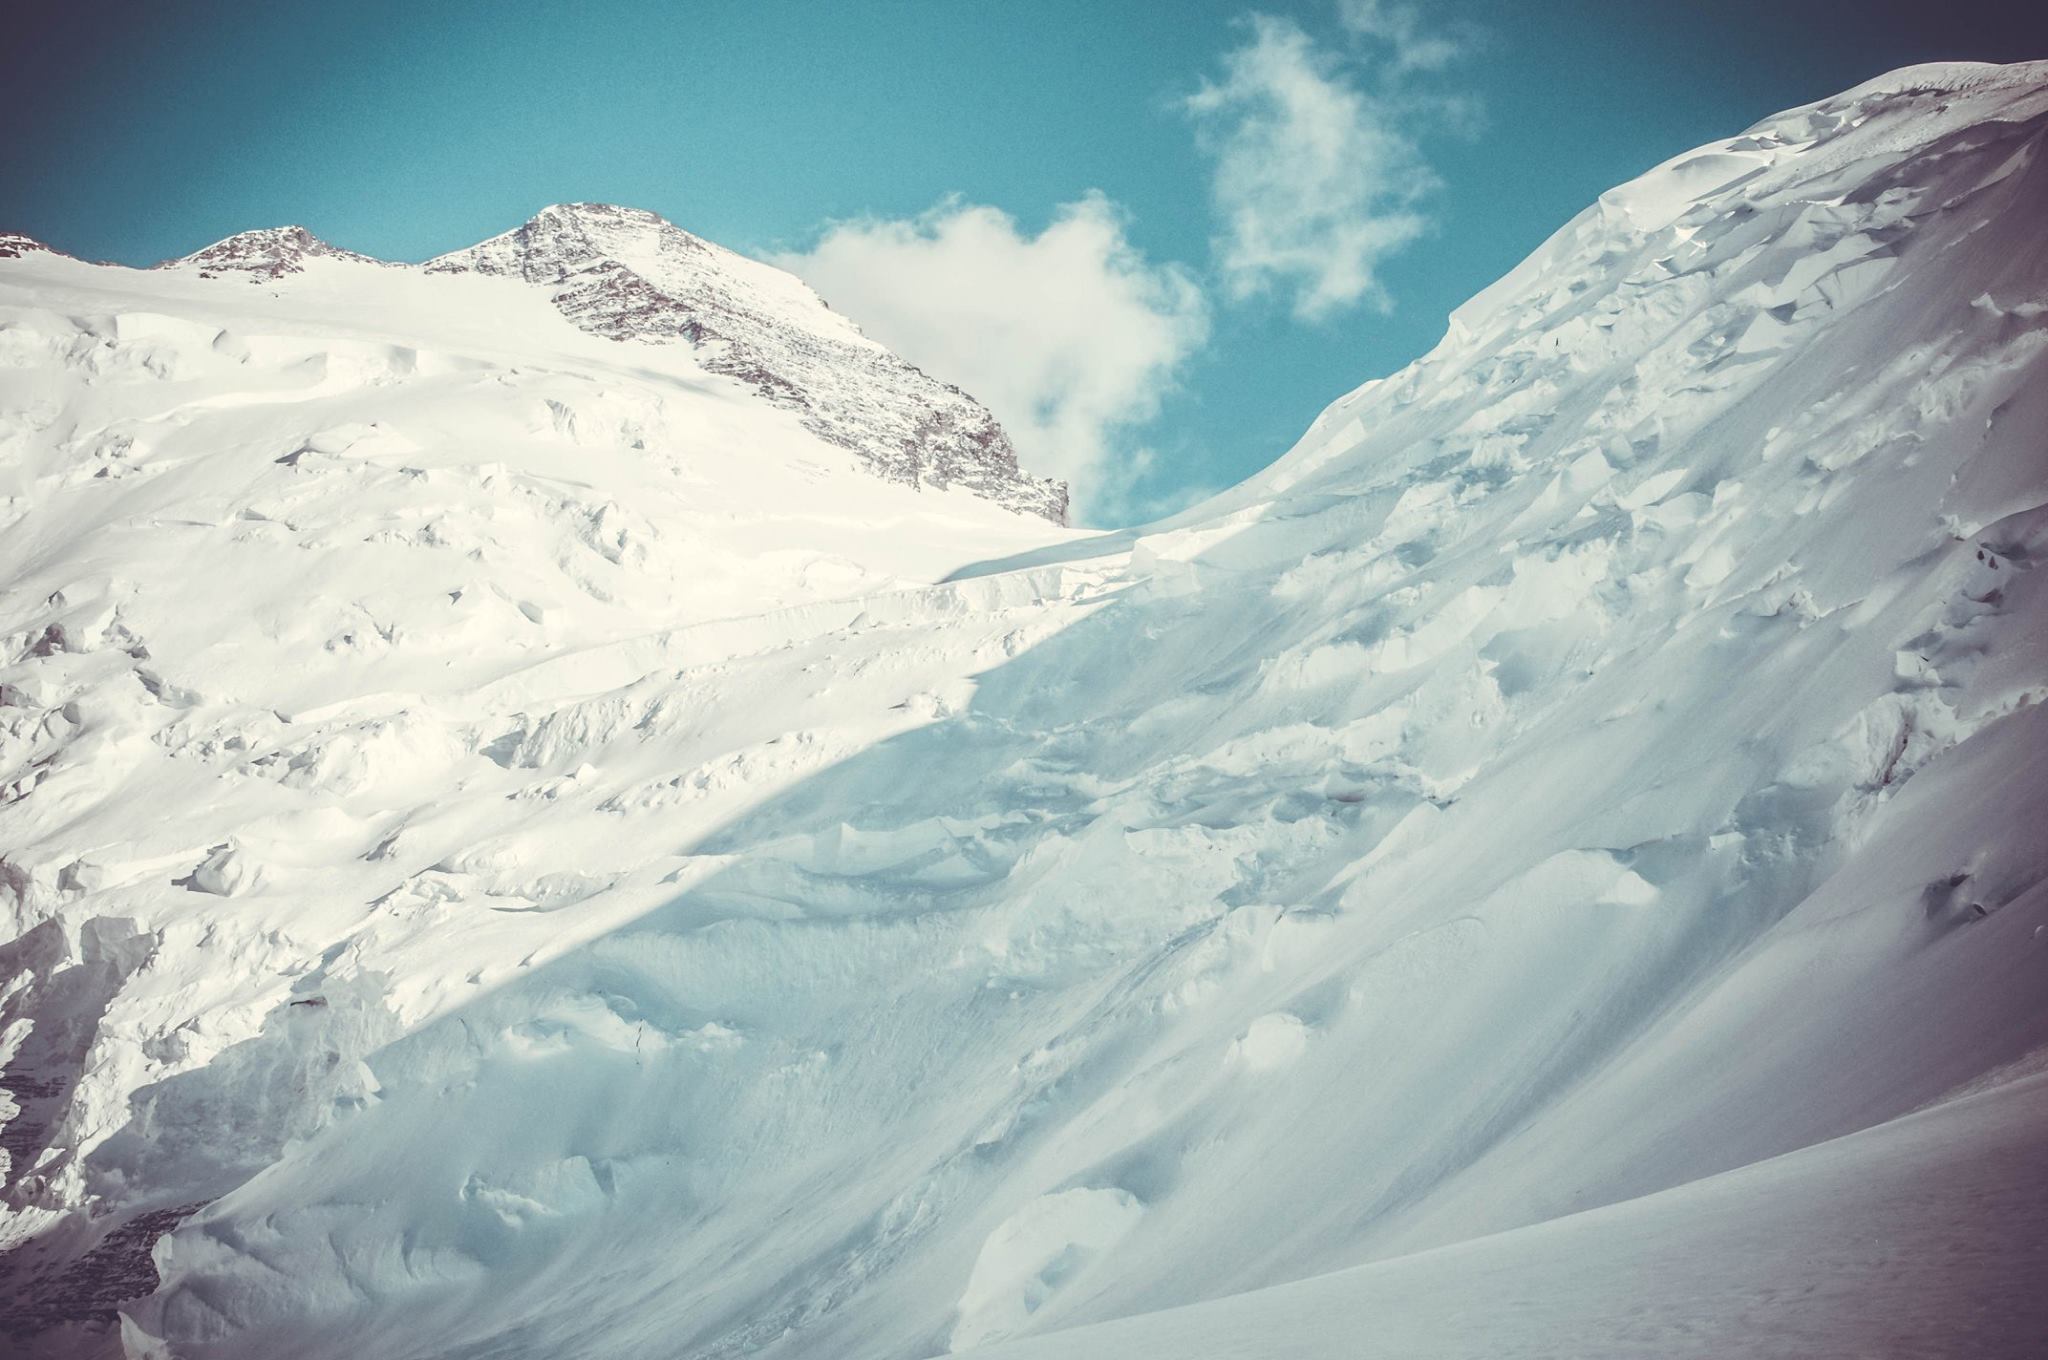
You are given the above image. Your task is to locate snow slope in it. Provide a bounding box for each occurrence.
[973,1070,2048,1360]
[0,221,1077,1347]
[4,59,2048,1359]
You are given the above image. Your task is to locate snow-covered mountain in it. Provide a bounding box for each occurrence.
[427,204,1066,523]
[146,203,1066,522]
[4,60,2047,1360]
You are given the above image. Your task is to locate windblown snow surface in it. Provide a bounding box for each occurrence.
[4,60,2048,1360]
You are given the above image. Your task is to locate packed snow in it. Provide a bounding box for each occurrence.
[3,59,2047,1360]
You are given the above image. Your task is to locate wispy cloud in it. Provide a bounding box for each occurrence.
[1335,0,1472,74]
[774,194,1208,523]
[1183,7,1476,322]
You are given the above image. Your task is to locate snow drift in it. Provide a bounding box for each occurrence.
[3,60,2047,1360]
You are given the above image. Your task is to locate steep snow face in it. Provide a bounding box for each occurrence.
[2,60,2045,1360]
[429,204,1069,523]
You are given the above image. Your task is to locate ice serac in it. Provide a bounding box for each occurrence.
[428,203,1068,523]
[1,60,2046,1360]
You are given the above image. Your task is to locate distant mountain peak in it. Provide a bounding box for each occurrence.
[12,206,1067,523]
[431,204,1069,522]
[160,224,387,280]
[0,232,57,260]
[534,200,669,227]
[431,202,740,303]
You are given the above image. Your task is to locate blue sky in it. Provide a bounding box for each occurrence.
[6,1,2044,524]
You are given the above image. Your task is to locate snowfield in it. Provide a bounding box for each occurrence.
[4,60,2047,1359]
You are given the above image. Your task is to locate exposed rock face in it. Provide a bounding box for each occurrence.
[427,204,1067,522]
[159,226,385,281]
[0,236,55,261]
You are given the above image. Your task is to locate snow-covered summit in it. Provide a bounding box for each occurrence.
[0,234,58,261]
[43,204,1066,522]
[429,202,1067,521]
[161,225,386,280]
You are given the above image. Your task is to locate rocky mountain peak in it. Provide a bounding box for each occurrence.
[159,224,385,280]
[0,233,56,260]
[12,206,1066,522]
[432,203,1070,523]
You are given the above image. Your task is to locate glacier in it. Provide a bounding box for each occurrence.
[2,60,2047,1359]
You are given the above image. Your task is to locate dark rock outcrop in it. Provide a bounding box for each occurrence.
[159,225,387,281]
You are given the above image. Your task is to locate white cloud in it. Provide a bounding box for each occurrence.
[1335,0,1468,73]
[774,195,1207,522]
[1183,11,1468,321]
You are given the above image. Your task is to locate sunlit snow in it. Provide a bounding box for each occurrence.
[2,59,2046,1360]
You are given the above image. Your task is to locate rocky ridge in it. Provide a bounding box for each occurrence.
[429,204,1067,523]
[161,226,386,281]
